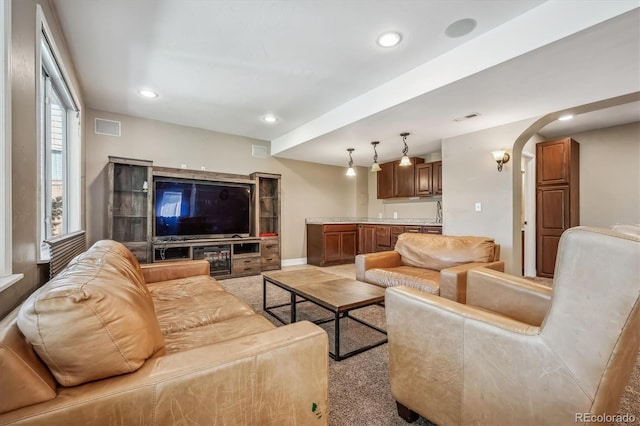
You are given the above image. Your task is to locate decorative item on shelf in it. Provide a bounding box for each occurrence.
[491,149,510,172]
[346,148,356,176]
[370,141,381,172]
[399,132,411,166]
[142,181,149,192]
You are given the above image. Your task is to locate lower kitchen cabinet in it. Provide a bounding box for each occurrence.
[307,224,357,266]
[308,223,443,263]
[357,225,377,254]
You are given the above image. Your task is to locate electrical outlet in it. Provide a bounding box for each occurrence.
[475,202,482,212]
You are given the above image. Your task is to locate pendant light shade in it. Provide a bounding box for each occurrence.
[346,148,356,176]
[370,141,382,172]
[399,132,411,166]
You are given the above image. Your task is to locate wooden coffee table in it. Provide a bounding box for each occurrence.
[262,269,387,361]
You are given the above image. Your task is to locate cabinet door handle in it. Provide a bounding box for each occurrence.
[266,258,273,261]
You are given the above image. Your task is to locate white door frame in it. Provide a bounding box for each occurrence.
[522,151,536,277]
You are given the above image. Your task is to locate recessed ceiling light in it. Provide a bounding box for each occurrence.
[262,114,278,123]
[445,18,477,38]
[558,114,574,121]
[376,31,402,48]
[137,89,158,98]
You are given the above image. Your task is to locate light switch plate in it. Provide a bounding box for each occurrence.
[475,202,482,212]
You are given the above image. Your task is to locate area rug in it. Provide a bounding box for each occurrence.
[219,265,639,426]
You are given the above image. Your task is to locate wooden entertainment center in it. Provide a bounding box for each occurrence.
[107,156,281,279]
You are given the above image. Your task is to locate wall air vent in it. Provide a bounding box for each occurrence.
[252,144,268,159]
[453,112,481,122]
[95,118,121,136]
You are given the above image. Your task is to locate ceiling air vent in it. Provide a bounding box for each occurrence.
[252,144,268,159]
[453,112,481,122]
[95,118,121,136]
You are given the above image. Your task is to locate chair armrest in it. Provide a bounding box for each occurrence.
[439,260,504,302]
[466,267,552,326]
[355,251,402,281]
[141,260,210,283]
[1,322,328,425]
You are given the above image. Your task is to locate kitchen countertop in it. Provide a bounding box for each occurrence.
[305,217,442,226]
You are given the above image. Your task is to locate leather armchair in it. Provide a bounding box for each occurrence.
[385,226,639,425]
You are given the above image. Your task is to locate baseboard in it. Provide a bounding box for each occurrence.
[282,257,307,267]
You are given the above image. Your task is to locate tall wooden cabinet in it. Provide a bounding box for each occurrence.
[107,156,153,262]
[251,173,282,271]
[536,138,579,278]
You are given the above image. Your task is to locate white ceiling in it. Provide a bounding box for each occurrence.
[52,1,640,167]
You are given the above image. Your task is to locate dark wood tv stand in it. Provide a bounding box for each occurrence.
[153,237,262,279]
[107,157,281,279]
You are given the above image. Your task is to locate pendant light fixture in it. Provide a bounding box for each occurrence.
[370,141,381,172]
[346,148,356,176]
[399,132,411,166]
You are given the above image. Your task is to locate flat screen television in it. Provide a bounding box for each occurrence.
[154,178,252,240]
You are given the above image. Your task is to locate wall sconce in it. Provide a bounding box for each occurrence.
[346,148,356,176]
[399,132,411,166]
[491,149,510,172]
[370,141,381,172]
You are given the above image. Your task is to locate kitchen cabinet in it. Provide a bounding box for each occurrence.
[393,158,424,197]
[377,162,394,199]
[536,138,579,278]
[377,157,425,199]
[376,225,392,251]
[390,226,405,247]
[422,226,442,235]
[415,161,442,197]
[357,224,377,254]
[307,224,357,266]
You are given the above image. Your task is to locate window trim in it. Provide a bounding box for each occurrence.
[0,0,22,288]
[35,5,82,261]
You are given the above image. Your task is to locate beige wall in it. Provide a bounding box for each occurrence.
[5,0,84,316]
[570,122,640,226]
[85,109,356,261]
[441,118,538,274]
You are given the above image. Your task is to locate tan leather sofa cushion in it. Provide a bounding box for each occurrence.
[364,266,440,294]
[0,309,57,414]
[395,233,496,271]
[17,243,165,387]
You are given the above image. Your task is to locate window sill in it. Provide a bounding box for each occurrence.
[0,274,25,292]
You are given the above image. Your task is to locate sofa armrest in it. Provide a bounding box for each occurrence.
[141,260,210,283]
[439,260,504,303]
[0,322,329,425]
[355,251,402,281]
[466,267,552,326]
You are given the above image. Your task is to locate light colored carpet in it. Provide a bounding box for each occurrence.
[219,264,639,426]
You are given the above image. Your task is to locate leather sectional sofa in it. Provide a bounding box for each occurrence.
[0,240,328,425]
[356,232,503,303]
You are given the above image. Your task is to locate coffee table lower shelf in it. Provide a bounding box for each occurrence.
[262,273,387,361]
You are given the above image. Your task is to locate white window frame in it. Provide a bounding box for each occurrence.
[35,5,82,261]
[0,0,23,289]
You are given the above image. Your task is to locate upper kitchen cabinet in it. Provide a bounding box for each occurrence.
[377,161,394,199]
[415,161,442,197]
[377,157,425,199]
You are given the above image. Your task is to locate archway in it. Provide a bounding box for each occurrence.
[509,92,640,275]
